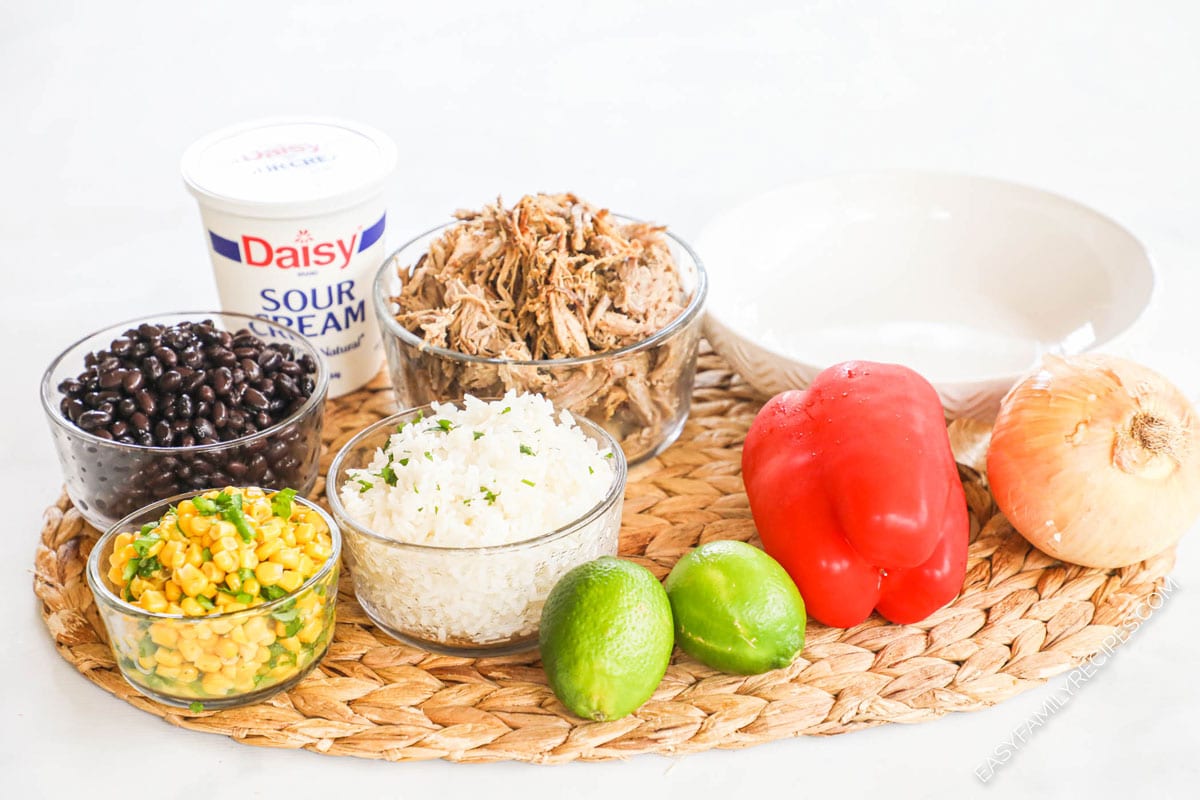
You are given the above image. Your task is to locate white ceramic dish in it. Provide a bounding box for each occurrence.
[698,171,1155,419]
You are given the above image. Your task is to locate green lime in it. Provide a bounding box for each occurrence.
[539,557,674,721]
[665,540,806,674]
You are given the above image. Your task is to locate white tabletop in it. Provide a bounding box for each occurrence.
[4,2,1198,797]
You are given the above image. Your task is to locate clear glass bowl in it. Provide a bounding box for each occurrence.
[327,402,627,656]
[41,312,329,530]
[86,489,341,709]
[372,216,707,464]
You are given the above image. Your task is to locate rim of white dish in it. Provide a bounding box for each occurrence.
[697,169,1156,387]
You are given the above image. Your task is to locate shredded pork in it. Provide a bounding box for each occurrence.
[389,193,700,459]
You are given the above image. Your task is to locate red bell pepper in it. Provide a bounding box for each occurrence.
[741,361,968,628]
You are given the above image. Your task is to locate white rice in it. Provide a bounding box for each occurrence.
[337,391,621,646]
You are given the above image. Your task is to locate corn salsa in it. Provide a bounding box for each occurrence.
[100,487,338,704]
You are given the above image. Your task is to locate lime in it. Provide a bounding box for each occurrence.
[539,557,674,721]
[665,540,806,674]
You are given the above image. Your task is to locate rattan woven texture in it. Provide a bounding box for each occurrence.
[33,351,1175,763]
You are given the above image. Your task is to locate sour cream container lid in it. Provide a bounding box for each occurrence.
[181,117,397,219]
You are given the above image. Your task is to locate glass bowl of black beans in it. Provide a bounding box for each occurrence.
[41,312,329,530]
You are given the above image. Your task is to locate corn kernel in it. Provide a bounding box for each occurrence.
[179,638,202,663]
[297,555,315,576]
[180,597,205,617]
[254,645,272,663]
[154,647,183,667]
[161,541,186,569]
[279,636,301,654]
[214,592,234,607]
[155,664,181,680]
[221,664,237,680]
[274,549,301,570]
[242,578,260,595]
[224,572,242,593]
[238,642,259,661]
[293,522,315,544]
[215,639,239,661]
[178,665,199,683]
[255,539,282,561]
[224,602,248,612]
[231,625,248,645]
[189,515,212,536]
[277,570,303,593]
[255,562,284,586]
[297,619,324,645]
[240,550,259,570]
[195,653,222,673]
[201,562,225,584]
[210,619,234,635]
[185,543,204,568]
[194,622,214,641]
[137,655,157,670]
[213,550,238,573]
[164,580,182,602]
[107,565,124,585]
[201,672,234,695]
[244,616,268,641]
[149,623,179,648]
[281,529,297,547]
[304,542,330,561]
[177,564,207,597]
[199,583,217,599]
[114,532,134,550]
[212,535,239,555]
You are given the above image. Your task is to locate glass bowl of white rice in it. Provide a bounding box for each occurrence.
[327,391,626,656]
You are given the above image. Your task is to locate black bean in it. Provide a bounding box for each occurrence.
[117,397,137,418]
[142,355,163,381]
[197,384,215,403]
[211,401,228,428]
[193,418,216,440]
[154,421,172,444]
[158,370,182,392]
[255,411,271,428]
[227,461,249,479]
[179,434,196,448]
[110,420,128,437]
[186,370,207,392]
[135,389,156,414]
[154,346,178,367]
[98,369,124,389]
[181,347,204,369]
[241,358,262,382]
[274,375,295,398]
[92,428,114,441]
[122,370,144,392]
[279,361,302,377]
[171,420,191,436]
[66,399,86,423]
[231,368,245,384]
[137,323,161,340]
[255,377,276,397]
[195,400,210,418]
[110,338,134,357]
[176,394,194,419]
[211,367,232,396]
[79,409,111,430]
[258,349,282,373]
[129,411,150,432]
[243,388,269,410]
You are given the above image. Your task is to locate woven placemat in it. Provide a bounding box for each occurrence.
[33,349,1175,763]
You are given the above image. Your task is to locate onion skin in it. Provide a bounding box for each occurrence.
[988,354,1200,568]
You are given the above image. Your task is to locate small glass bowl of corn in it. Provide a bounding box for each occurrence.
[86,486,341,710]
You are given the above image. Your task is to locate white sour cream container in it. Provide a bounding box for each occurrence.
[182,118,397,396]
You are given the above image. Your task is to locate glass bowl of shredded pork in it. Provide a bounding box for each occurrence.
[373,193,708,464]
[327,391,627,655]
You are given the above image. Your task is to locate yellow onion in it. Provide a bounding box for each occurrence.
[988,353,1200,568]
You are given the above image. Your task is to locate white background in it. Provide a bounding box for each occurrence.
[4,1,1199,797]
